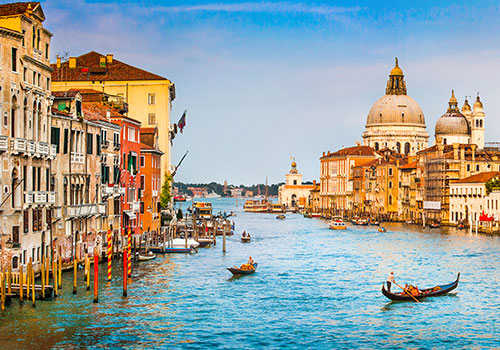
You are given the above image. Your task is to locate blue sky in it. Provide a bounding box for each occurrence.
[36,0,500,184]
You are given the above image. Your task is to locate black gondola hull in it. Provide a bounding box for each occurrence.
[382,273,460,301]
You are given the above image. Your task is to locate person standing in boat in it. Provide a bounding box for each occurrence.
[387,272,395,292]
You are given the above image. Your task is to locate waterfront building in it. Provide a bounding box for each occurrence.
[435,91,485,149]
[398,160,423,221]
[362,59,429,156]
[0,2,56,271]
[319,145,376,215]
[449,172,500,231]
[140,127,163,237]
[278,160,315,209]
[109,112,142,236]
[50,51,175,181]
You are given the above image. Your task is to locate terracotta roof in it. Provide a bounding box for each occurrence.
[140,142,153,150]
[69,88,102,94]
[140,127,156,134]
[0,2,39,16]
[323,145,375,158]
[283,185,315,189]
[452,172,500,184]
[399,161,417,169]
[52,90,80,98]
[82,102,123,122]
[51,51,168,82]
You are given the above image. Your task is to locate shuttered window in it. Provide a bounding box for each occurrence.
[87,133,93,154]
[63,129,69,154]
[51,127,60,153]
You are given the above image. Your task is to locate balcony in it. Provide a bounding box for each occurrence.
[49,144,57,159]
[0,136,8,152]
[102,139,109,148]
[48,192,56,204]
[97,203,106,215]
[113,143,121,150]
[37,142,49,157]
[66,203,97,218]
[24,192,33,205]
[27,140,36,155]
[102,185,114,196]
[34,191,47,204]
[152,190,158,197]
[11,138,26,154]
[118,187,126,195]
[55,207,63,219]
[71,152,84,164]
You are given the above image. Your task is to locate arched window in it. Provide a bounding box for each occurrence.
[396,142,401,153]
[388,181,393,189]
[388,195,393,205]
[23,98,28,139]
[443,138,447,145]
[480,119,483,128]
[12,256,19,269]
[11,95,17,137]
[404,142,410,155]
[374,142,379,151]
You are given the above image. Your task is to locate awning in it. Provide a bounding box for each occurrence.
[124,211,136,220]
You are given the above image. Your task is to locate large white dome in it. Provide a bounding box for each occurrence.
[366,94,425,126]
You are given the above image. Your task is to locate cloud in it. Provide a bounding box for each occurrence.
[145,2,363,16]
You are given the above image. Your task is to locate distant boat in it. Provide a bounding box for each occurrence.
[276,214,286,220]
[205,192,221,198]
[329,219,347,230]
[227,263,258,275]
[378,227,387,233]
[164,247,197,254]
[241,235,251,243]
[173,195,186,202]
[137,252,156,261]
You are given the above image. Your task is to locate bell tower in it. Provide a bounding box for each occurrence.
[471,94,485,149]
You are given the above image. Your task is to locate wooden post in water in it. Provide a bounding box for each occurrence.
[107,229,112,282]
[45,255,49,286]
[41,256,45,300]
[127,228,132,278]
[93,253,98,303]
[19,266,24,303]
[26,260,31,300]
[1,269,5,311]
[58,253,62,289]
[222,220,227,253]
[123,249,128,297]
[184,224,188,248]
[73,258,77,295]
[52,259,57,298]
[31,261,35,307]
[7,264,12,297]
[86,254,90,291]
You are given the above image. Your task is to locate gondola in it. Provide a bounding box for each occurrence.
[137,252,156,261]
[382,273,460,301]
[227,263,258,275]
[276,214,286,220]
[241,236,251,243]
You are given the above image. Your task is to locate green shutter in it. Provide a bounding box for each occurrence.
[63,129,68,154]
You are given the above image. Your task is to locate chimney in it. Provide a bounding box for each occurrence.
[106,111,111,121]
[453,143,459,160]
[56,55,61,68]
[69,57,77,68]
[106,54,113,63]
[99,57,106,67]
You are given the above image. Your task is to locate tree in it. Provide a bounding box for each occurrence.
[485,178,500,195]
[161,173,173,209]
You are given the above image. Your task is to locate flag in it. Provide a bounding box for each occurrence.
[178,110,186,133]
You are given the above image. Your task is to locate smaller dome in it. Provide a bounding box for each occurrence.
[291,161,296,168]
[473,95,483,111]
[461,98,471,113]
[390,57,403,76]
[449,90,457,105]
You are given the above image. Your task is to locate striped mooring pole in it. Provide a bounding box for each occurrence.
[127,228,132,278]
[107,229,112,282]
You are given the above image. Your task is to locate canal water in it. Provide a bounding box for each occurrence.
[1,198,500,349]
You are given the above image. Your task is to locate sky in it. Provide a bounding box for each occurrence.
[31,0,500,184]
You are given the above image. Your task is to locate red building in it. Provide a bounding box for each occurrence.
[110,115,142,235]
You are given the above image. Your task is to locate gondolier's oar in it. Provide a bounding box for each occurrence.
[394,282,421,303]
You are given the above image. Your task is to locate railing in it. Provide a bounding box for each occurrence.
[118,187,126,195]
[37,142,49,157]
[0,136,8,151]
[66,203,98,218]
[48,192,56,204]
[131,201,140,212]
[11,138,26,153]
[97,203,106,215]
[102,185,114,196]
[24,192,33,205]
[102,140,109,148]
[27,140,36,154]
[71,152,84,164]
[34,191,47,204]
[49,144,57,159]
[113,143,121,150]
[152,190,158,197]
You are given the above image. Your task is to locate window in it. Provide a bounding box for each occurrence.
[141,202,145,214]
[37,29,40,50]
[148,113,156,125]
[22,30,26,46]
[87,133,93,154]
[32,71,36,85]
[113,132,120,148]
[128,127,135,142]
[23,67,27,81]
[389,181,392,189]
[46,77,50,90]
[51,127,60,153]
[11,47,18,72]
[140,156,145,167]
[23,210,29,234]
[476,165,480,172]
[467,164,470,172]
[140,175,145,192]
[96,134,101,155]
[45,43,49,59]
[63,128,69,154]
[388,168,393,176]
[148,93,156,105]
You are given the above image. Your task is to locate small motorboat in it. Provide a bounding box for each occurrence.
[137,252,156,261]
[382,273,460,301]
[429,223,441,229]
[378,227,387,233]
[406,220,415,225]
[172,238,200,248]
[276,214,286,220]
[369,221,380,226]
[329,220,347,230]
[457,223,465,230]
[227,263,258,275]
[164,247,197,254]
[197,238,214,247]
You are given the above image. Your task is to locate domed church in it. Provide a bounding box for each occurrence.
[362,58,429,155]
[434,91,485,148]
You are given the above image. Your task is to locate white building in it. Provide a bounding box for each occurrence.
[362,58,429,155]
[278,161,314,209]
[449,172,500,226]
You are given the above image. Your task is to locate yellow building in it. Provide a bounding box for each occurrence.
[50,51,175,181]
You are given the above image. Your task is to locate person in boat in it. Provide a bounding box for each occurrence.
[386,272,395,292]
[247,256,254,266]
[242,231,246,237]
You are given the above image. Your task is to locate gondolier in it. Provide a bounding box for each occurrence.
[387,272,395,292]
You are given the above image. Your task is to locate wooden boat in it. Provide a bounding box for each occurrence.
[137,252,156,261]
[429,223,440,228]
[197,238,214,247]
[164,247,197,254]
[241,235,251,243]
[369,221,380,226]
[276,214,286,220]
[227,263,258,275]
[382,273,460,301]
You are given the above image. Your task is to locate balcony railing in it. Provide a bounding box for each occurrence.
[97,203,106,215]
[71,152,84,164]
[0,136,8,152]
[49,144,57,159]
[102,139,109,148]
[24,192,33,205]
[102,185,114,196]
[48,192,56,204]
[11,138,26,154]
[37,142,49,157]
[131,201,140,212]
[66,203,98,218]
[27,140,36,154]
[34,191,47,204]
